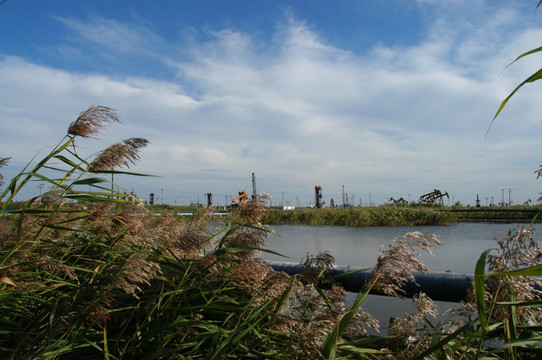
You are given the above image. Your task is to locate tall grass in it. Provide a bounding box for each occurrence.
[0,106,385,359]
[263,206,455,226]
[1,106,541,359]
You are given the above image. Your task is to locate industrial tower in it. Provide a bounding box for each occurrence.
[315,185,323,208]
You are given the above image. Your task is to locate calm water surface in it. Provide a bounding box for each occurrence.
[261,222,541,333]
[263,222,540,274]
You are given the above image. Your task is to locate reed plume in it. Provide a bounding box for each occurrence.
[485,226,542,324]
[298,251,335,286]
[371,232,441,298]
[0,157,9,186]
[67,104,121,138]
[88,137,149,171]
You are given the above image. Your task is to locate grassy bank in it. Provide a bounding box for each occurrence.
[262,205,542,226]
[263,206,457,226]
[447,206,542,222]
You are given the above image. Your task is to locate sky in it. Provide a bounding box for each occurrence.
[1,0,542,207]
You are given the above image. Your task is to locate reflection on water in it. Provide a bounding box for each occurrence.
[263,222,540,274]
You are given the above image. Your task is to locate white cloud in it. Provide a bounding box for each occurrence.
[2,3,542,205]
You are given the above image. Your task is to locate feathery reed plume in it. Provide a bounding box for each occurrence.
[371,232,441,298]
[299,251,335,286]
[234,194,271,225]
[0,156,10,186]
[67,104,121,138]
[88,137,149,171]
[230,258,291,305]
[485,226,542,324]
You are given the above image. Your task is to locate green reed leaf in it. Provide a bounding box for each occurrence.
[489,68,542,137]
[323,275,378,360]
[487,263,542,277]
[475,248,494,331]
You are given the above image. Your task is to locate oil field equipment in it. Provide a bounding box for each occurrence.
[389,197,407,206]
[270,261,473,302]
[252,173,257,199]
[231,190,248,207]
[419,189,449,205]
[206,193,213,207]
[315,185,323,208]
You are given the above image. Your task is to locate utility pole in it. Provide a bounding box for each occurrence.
[252,173,257,198]
[161,188,164,205]
[508,188,512,206]
[342,185,345,206]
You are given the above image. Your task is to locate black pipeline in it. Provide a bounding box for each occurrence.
[268,261,473,302]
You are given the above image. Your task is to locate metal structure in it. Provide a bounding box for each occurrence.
[314,185,323,208]
[389,197,407,206]
[252,173,257,199]
[419,189,449,205]
[269,261,472,302]
[206,193,213,207]
[231,190,248,207]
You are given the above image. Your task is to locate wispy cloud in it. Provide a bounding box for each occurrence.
[2,3,542,205]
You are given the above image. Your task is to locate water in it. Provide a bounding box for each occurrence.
[260,222,541,334]
[262,222,540,273]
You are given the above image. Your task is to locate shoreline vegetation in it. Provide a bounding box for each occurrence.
[1,106,542,359]
[6,202,542,226]
[262,206,542,226]
[263,206,456,226]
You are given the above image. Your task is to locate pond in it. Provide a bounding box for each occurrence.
[262,222,540,273]
[260,222,541,334]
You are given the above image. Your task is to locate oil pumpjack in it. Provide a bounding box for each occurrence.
[419,189,449,205]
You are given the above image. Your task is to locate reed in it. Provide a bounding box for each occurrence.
[2,106,541,359]
[263,206,456,226]
[0,106,386,359]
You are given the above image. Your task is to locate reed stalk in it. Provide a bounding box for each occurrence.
[2,106,541,359]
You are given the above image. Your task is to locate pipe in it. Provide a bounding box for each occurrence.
[268,261,473,302]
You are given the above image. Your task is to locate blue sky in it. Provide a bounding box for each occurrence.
[2,0,542,207]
